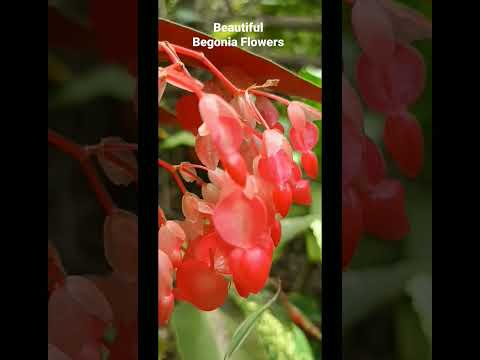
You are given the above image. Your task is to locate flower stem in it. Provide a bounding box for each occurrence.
[48,129,115,215]
[160,42,240,96]
[251,90,291,106]
[158,159,187,194]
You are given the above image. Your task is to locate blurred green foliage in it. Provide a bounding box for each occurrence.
[163,0,321,70]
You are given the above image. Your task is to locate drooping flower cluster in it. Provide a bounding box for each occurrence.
[48,133,139,359]
[158,43,321,325]
[342,0,431,268]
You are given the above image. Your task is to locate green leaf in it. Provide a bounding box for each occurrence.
[310,219,321,241]
[405,274,432,345]
[287,293,322,324]
[342,260,430,329]
[159,131,196,149]
[304,99,322,112]
[305,232,322,263]
[211,305,267,360]
[292,151,302,166]
[310,182,322,216]
[349,234,402,268]
[285,204,309,217]
[230,289,315,360]
[49,66,135,109]
[404,185,432,260]
[158,328,168,360]
[291,325,315,359]
[305,220,322,263]
[171,303,223,360]
[298,67,322,113]
[273,215,316,261]
[394,299,431,360]
[278,115,291,135]
[298,66,322,87]
[273,183,321,262]
[169,300,264,360]
[224,282,282,360]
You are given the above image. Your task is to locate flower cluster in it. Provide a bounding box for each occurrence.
[48,236,139,359]
[48,133,139,359]
[158,43,321,325]
[342,0,431,268]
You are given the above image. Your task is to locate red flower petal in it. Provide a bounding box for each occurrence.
[361,179,410,240]
[384,112,423,178]
[292,180,312,206]
[272,183,293,218]
[229,246,272,297]
[301,151,319,179]
[213,190,268,249]
[342,187,363,269]
[174,260,228,311]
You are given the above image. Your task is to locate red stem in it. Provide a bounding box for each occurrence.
[158,207,167,227]
[158,159,187,194]
[178,164,206,185]
[185,164,209,172]
[166,69,204,99]
[48,129,115,215]
[94,143,138,152]
[251,90,291,106]
[159,43,296,115]
[160,42,240,96]
[159,41,182,65]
